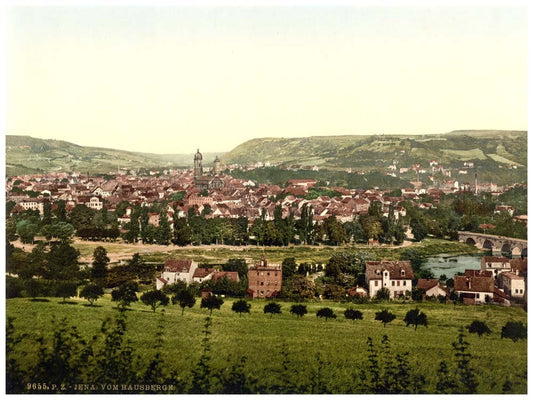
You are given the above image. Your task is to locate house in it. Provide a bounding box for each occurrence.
[365,260,414,299]
[416,279,449,299]
[247,255,282,298]
[156,259,199,289]
[454,275,498,305]
[498,272,525,299]
[346,286,368,298]
[481,256,511,278]
[212,271,240,282]
[193,267,215,283]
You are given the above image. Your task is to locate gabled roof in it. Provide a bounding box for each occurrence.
[416,279,439,291]
[464,269,493,277]
[365,260,414,280]
[454,276,494,293]
[193,267,215,278]
[164,259,193,273]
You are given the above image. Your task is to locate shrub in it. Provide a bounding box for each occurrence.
[344,308,363,324]
[264,302,282,318]
[501,321,527,342]
[316,307,337,321]
[466,320,491,337]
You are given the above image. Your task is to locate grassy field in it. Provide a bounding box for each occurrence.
[61,238,476,265]
[6,295,527,394]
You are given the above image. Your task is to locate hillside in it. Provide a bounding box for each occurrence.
[221,130,527,170]
[5,135,219,176]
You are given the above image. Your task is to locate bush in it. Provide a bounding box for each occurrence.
[264,302,282,318]
[344,308,363,324]
[231,299,251,316]
[501,321,527,342]
[375,309,396,327]
[466,320,491,337]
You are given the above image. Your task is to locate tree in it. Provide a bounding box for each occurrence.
[91,246,109,282]
[16,220,38,244]
[224,258,249,280]
[264,302,282,318]
[316,307,337,322]
[111,281,139,308]
[200,295,224,315]
[231,299,251,316]
[172,288,196,315]
[290,304,308,320]
[55,281,78,303]
[141,290,170,312]
[501,321,527,342]
[344,308,363,324]
[80,284,104,305]
[403,308,428,330]
[375,309,396,327]
[282,258,297,279]
[466,320,491,338]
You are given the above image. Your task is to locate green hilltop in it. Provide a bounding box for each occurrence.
[5,135,218,176]
[221,130,527,170]
[5,131,527,185]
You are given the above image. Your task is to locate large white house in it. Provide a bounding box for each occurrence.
[365,260,414,298]
[498,272,525,298]
[156,259,199,290]
[481,256,511,278]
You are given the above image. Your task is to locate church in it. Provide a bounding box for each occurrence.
[193,149,225,190]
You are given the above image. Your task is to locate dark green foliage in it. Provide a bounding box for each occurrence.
[216,355,257,394]
[360,335,422,394]
[263,302,282,318]
[501,321,527,342]
[172,287,196,315]
[80,283,104,305]
[200,295,224,315]
[316,307,337,321]
[375,309,396,327]
[453,328,478,393]
[140,290,170,312]
[223,258,249,279]
[281,275,316,300]
[55,281,78,303]
[403,308,428,330]
[375,287,391,301]
[435,361,457,393]
[6,317,27,393]
[282,257,297,278]
[111,281,139,308]
[91,246,109,282]
[344,308,363,324]
[290,304,307,319]
[189,317,213,393]
[466,320,491,337]
[231,299,251,316]
[6,276,24,298]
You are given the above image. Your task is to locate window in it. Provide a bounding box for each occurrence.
[267,272,270,276]
[401,269,405,276]
[403,281,406,286]
[392,281,395,286]
[476,293,480,299]
[384,272,388,277]
[374,281,378,287]
[261,282,264,286]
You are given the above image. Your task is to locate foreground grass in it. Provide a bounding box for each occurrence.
[6,295,526,394]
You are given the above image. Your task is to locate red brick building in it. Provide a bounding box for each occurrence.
[247,255,282,298]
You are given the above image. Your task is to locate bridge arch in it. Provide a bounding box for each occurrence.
[482,240,494,250]
[501,243,512,255]
[465,237,476,246]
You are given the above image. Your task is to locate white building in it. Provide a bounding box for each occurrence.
[365,261,414,298]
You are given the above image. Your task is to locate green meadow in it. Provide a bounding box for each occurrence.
[6,295,527,394]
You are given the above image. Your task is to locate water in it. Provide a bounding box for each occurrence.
[422,254,484,279]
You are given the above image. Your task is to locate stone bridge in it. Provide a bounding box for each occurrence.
[458,231,527,257]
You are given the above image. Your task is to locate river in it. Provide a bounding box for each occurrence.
[422,254,484,279]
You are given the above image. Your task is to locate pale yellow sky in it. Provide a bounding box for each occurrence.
[5,6,527,153]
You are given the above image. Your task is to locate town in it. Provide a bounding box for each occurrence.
[6,149,527,305]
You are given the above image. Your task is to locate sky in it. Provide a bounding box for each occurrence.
[4,4,528,154]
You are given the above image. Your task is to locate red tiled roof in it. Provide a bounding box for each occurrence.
[464,270,493,277]
[164,259,193,273]
[212,271,240,282]
[454,276,494,293]
[193,268,214,278]
[416,279,439,291]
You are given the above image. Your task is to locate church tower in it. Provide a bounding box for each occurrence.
[213,156,222,175]
[194,149,203,178]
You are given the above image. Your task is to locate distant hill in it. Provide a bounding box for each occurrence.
[5,135,220,176]
[221,130,527,171]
